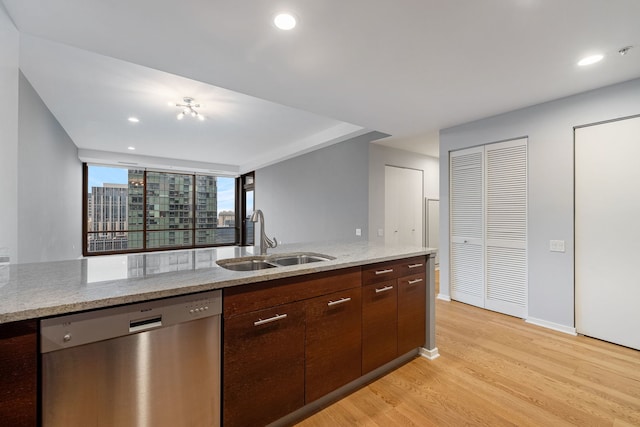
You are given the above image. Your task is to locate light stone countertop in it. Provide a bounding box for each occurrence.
[0,241,435,324]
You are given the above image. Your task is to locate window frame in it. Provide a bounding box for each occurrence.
[82,163,240,256]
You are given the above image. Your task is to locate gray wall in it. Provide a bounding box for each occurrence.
[255,132,379,245]
[0,6,19,263]
[18,72,82,263]
[439,78,640,330]
[368,144,439,243]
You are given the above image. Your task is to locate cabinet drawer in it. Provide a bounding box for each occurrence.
[223,302,305,427]
[396,256,427,278]
[361,260,402,285]
[223,267,361,318]
[305,287,362,403]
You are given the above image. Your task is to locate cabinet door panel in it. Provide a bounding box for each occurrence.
[0,320,37,427]
[223,302,305,427]
[398,273,426,354]
[362,281,398,374]
[305,287,361,403]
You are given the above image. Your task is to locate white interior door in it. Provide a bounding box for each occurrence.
[449,147,484,307]
[385,166,424,247]
[575,115,640,350]
[484,139,527,318]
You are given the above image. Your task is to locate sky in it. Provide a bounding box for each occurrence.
[88,165,236,211]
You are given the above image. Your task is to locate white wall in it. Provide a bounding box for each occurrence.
[0,6,19,264]
[255,132,382,245]
[18,72,82,263]
[439,78,640,330]
[368,144,439,243]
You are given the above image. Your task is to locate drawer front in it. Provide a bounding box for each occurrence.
[223,267,361,318]
[396,256,427,278]
[361,260,402,285]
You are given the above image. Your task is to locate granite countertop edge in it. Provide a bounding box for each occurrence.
[0,242,436,325]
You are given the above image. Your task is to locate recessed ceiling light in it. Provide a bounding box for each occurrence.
[127,146,136,150]
[128,117,140,123]
[578,54,604,66]
[274,12,297,30]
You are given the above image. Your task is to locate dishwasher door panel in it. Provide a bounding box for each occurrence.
[43,315,220,427]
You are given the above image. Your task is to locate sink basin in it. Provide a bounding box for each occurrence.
[217,258,277,271]
[270,254,334,266]
[217,252,335,271]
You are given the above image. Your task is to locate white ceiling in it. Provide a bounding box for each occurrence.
[3,0,640,171]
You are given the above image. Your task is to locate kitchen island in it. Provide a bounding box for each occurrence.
[0,241,437,426]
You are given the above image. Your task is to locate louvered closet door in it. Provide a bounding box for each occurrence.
[485,139,527,318]
[449,147,484,307]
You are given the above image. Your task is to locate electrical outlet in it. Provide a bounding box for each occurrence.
[377,228,384,237]
[355,228,362,236]
[550,240,565,252]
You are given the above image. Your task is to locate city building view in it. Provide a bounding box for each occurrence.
[87,168,236,253]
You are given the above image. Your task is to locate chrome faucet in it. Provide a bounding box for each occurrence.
[250,209,278,255]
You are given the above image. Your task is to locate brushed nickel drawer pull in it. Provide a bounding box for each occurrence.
[254,313,287,326]
[375,268,394,275]
[327,297,352,307]
[375,285,394,293]
[408,263,423,268]
[408,278,423,285]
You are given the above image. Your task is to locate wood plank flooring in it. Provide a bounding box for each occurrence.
[296,298,640,426]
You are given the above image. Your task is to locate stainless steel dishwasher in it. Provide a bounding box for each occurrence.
[40,289,221,427]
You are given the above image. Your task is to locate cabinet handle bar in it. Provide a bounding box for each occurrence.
[375,285,394,293]
[254,313,288,326]
[408,278,423,285]
[327,297,352,307]
[408,263,424,269]
[375,269,394,275]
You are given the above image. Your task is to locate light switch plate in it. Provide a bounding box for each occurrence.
[550,240,565,252]
[377,228,384,237]
[355,228,362,236]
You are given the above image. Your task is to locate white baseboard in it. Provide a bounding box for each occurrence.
[526,317,577,336]
[419,347,440,360]
[436,294,451,302]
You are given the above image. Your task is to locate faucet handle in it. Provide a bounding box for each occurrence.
[270,237,278,249]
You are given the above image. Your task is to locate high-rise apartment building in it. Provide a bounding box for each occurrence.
[87,183,128,252]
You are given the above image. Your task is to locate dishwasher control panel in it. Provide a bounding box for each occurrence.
[41,289,222,353]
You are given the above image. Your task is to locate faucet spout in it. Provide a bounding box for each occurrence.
[250,209,278,255]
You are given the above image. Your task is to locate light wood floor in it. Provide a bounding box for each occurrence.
[296,295,640,426]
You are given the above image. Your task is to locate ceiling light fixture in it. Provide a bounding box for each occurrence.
[128,117,139,123]
[578,54,604,66]
[274,12,297,30]
[127,146,136,150]
[174,97,204,121]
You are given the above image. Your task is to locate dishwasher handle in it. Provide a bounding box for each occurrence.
[129,316,162,333]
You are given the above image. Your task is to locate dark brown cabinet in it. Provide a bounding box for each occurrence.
[0,320,37,427]
[361,256,427,374]
[397,273,426,355]
[222,267,361,427]
[222,258,427,425]
[223,302,305,427]
[305,286,361,402]
[362,280,398,374]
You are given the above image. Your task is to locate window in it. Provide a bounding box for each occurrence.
[239,172,255,246]
[83,164,237,255]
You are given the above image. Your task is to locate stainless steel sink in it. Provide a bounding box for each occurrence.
[216,252,335,271]
[270,254,334,266]
[216,258,278,271]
